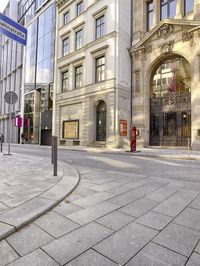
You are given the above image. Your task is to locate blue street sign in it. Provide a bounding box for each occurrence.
[0,12,27,46]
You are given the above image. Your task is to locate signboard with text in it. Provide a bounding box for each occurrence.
[0,12,27,46]
[119,120,128,136]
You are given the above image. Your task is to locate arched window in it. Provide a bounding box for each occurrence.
[151,56,191,98]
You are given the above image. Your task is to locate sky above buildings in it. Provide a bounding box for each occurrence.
[0,0,10,12]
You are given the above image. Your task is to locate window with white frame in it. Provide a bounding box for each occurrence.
[96,56,105,82]
[62,71,69,92]
[75,65,83,89]
[64,11,70,25]
[77,1,83,16]
[96,15,105,39]
[62,38,69,56]
[75,29,83,50]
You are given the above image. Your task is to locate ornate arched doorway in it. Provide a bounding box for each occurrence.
[96,101,106,141]
[150,56,191,146]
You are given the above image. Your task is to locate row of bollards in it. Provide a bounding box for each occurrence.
[51,136,57,176]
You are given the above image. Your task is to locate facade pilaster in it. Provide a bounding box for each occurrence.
[194,0,200,19]
[153,0,160,27]
[175,0,183,18]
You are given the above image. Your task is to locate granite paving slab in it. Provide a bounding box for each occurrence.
[153,223,200,257]
[0,240,19,266]
[73,191,115,208]
[7,249,59,266]
[135,211,173,231]
[65,249,118,266]
[0,153,80,240]
[53,202,82,217]
[195,241,200,254]
[119,197,159,218]
[67,201,120,225]
[174,207,200,231]
[94,222,158,265]
[34,211,80,238]
[96,210,135,231]
[42,222,113,265]
[125,242,187,266]
[186,252,200,266]
[152,194,192,217]
[189,195,200,210]
[6,224,53,256]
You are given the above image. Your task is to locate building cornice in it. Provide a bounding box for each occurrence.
[130,19,200,53]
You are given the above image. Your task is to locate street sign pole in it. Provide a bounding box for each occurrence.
[4,91,18,156]
[8,92,13,155]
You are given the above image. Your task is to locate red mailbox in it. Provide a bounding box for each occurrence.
[130,127,136,152]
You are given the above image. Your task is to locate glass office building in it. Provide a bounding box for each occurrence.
[0,0,23,144]
[19,0,55,145]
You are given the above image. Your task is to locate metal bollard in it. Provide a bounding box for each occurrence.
[53,136,57,176]
[187,138,190,158]
[0,136,2,153]
[51,135,54,164]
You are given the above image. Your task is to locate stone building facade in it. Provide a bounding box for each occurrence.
[54,0,131,148]
[130,0,200,150]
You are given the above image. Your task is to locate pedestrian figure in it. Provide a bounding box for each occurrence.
[21,132,25,144]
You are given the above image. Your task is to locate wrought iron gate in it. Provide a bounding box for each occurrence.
[150,93,191,146]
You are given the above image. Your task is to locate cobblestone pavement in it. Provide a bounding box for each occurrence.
[1,164,200,265]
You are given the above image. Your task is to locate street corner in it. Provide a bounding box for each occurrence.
[0,153,80,240]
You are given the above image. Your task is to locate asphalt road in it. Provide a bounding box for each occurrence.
[7,144,200,183]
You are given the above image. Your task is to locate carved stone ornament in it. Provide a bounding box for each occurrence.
[64,107,79,120]
[157,24,175,39]
[182,32,194,46]
[144,44,152,54]
[56,0,68,9]
[160,41,174,53]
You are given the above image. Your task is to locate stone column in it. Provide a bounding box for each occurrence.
[175,0,183,18]
[194,0,200,19]
[153,0,160,27]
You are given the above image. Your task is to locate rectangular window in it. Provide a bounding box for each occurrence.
[62,71,69,92]
[64,11,70,25]
[77,1,83,16]
[75,30,83,50]
[75,65,83,89]
[62,38,69,56]
[96,15,105,39]
[96,56,105,82]
[63,120,79,139]
[147,1,153,31]
[161,0,176,20]
[184,0,194,15]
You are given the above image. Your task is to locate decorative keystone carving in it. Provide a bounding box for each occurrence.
[157,24,175,39]
[160,41,174,53]
[182,32,194,46]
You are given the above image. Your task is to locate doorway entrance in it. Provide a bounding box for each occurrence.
[96,101,106,141]
[150,56,191,146]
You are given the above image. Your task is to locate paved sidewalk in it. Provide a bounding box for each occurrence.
[0,153,80,240]
[58,145,200,160]
[1,164,200,265]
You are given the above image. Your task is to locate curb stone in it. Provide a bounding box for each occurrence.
[0,161,80,241]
